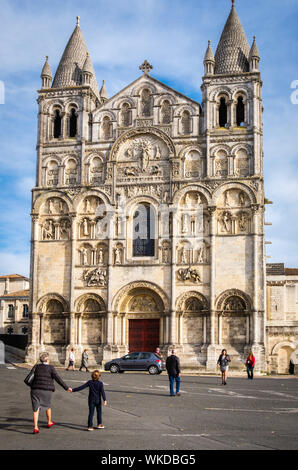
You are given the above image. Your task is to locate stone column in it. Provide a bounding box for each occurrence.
[252,204,259,346]
[203,315,207,344]
[218,314,222,345]
[206,206,217,372]
[77,314,82,346]
[246,315,250,345]
[178,314,183,345]
[69,312,76,345]
[39,313,44,346]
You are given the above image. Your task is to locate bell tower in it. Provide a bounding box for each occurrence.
[201,0,266,371]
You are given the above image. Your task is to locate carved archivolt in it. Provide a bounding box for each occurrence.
[172,185,212,206]
[37,293,69,314]
[215,289,252,312]
[176,291,209,312]
[75,293,106,313]
[271,341,297,356]
[33,191,72,215]
[109,127,175,161]
[112,281,170,312]
[212,183,257,206]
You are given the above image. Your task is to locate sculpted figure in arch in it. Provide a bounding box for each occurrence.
[85,198,91,213]
[114,247,122,264]
[83,218,90,237]
[43,220,55,240]
[59,219,70,239]
[98,247,105,264]
[48,199,55,214]
[239,191,246,206]
[238,212,248,232]
[221,212,231,233]
[80,247,88,265]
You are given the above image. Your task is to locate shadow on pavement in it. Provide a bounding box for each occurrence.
[0,416,88,434]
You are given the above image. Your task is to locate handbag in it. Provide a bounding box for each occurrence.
[24,365,37,387]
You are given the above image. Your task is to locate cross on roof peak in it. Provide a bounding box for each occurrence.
[139,60,153,75]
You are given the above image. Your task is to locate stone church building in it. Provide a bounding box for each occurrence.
[26,1,269,372]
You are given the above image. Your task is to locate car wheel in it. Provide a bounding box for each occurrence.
[148,365,159,375]
[110,364,120,373]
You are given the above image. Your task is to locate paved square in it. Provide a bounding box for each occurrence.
[0,364,297,450]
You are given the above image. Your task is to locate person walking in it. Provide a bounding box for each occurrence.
[245,351,255,380]
[26,352,71,434]
[79,349,89,372]
[71,370,107,431]
[166,349,181,397]
[217,349,231,385]
[66,348,76,371]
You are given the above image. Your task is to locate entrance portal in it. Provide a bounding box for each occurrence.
[129,319,159,352]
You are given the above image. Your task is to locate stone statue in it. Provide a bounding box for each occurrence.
[43,220,54,240]
[98,247,105,264]
[83,218,89,237]
[221,212,231,233]
[114,247,122,264]
[48,199,54,214]
[80,247,88,265]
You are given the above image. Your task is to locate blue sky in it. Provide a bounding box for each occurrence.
[0,0,297,276]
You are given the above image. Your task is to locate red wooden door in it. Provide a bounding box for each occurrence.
[129,319,160,352]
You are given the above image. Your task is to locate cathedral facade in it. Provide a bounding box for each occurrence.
[26,1,267,372]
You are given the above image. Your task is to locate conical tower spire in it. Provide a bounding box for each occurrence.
[249,36,260,72]
[204,40,215,75]
[41,56,52,88]
[214,0,250,75]
[99,80,108,102]
[52,17,99,97]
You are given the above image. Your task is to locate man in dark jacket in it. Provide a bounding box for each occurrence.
[166,349,181,397]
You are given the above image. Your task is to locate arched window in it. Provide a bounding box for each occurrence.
[69,108,77,137]
[181,110,191,134]
[219,98,228,127]
[120,103,131,127]
[140,88,152,117]
[132,203,155,257]
[161,100,171,124]
[53,110,62,138]
[236,97,245,126]
[102,116,112,140]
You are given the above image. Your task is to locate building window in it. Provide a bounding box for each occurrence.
[181,110,191,134]
[8,304,14,319]
[236,97,245,126]
[22,304,29,318]
[69,108,77,137]
[102,116,112,140]
[132,204,155,257]
[53,110,62,138]
[161,100,171,124]
[219,98,228,127]
[120,103,131,127]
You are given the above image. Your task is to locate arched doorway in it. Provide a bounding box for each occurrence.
[43,299,66,345]
[75,294,106,347]
[114,283,168,352]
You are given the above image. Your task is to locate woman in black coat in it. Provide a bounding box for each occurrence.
[28,352,71,434]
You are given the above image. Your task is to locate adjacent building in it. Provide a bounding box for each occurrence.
[0,274,30,336]
[266,264,298,374]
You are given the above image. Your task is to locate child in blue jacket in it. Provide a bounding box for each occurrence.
[71,370,107,431]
